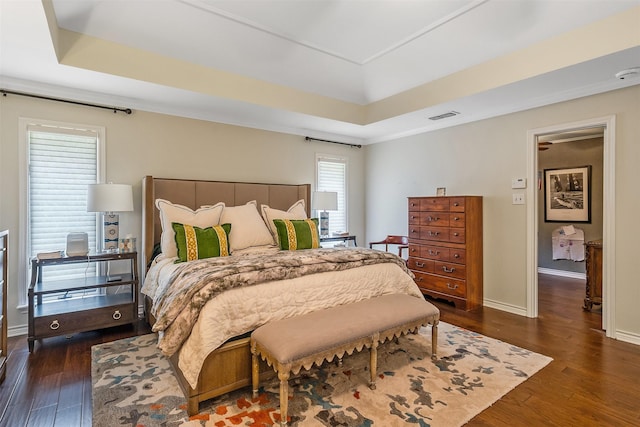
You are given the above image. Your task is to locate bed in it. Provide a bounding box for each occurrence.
[140,175,424,415]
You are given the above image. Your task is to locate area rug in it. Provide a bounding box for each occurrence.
[92,322,551,427]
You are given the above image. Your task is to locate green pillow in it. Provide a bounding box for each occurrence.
[172,222,231,262]
[272,218,320,250]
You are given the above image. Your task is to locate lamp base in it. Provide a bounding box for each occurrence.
[103,213,119,252]
[320,211,329,237]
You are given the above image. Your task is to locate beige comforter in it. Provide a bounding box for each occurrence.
[142,247,423,388]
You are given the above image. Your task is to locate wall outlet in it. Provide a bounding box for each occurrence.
[512,193,525,205]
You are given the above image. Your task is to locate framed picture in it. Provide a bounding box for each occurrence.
[436,187,446,196]
[544,165,591,223]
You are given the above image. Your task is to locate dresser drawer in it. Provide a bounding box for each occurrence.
[421,226,450,242]
[449,248,466,264]
[449,228,465,243]
[419,212,450,227]
[33,304,134,338]
[413,272,466,298]
[434,261,466,280]
[408,211,421,225]
[449,213,465,228]
[408,198,421,212]
[411,244,448,261]
[407,257,434,273]
[408,226,421,240]
[420,198,449,211]
[449,197,465,212]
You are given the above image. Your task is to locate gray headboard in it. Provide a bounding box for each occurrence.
[141,175,311,268]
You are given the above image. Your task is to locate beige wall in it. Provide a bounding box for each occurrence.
[365,85,640,341]
[0,95,366,333]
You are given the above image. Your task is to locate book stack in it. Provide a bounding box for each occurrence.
[36,251,64,260]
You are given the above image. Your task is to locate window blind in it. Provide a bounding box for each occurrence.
[29,129,98,283]
[317,156,347,234]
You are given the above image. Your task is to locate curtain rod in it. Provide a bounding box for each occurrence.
[1,89,133,115]
[305,136,362,149]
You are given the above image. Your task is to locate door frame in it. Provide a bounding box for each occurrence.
[526,115,616,337]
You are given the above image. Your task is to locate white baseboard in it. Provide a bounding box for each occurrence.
[9,324,27,338]
[616,329,640,345]
[537,267,586,280]
[483,299,528,316]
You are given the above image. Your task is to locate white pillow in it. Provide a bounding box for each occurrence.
[155,199,225,259]
[220,201,274,252]
[261,199,307,242]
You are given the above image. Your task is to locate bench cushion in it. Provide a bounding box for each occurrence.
[251,293,438,364]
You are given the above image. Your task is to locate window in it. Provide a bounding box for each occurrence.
[315,154,347,235]
[18,119,105,307]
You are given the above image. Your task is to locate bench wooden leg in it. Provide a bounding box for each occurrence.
[278,370,290,426]
[369,333,379,390]
[431,320,439,360]
[251,348,259,398]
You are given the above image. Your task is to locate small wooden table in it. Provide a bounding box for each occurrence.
[584,240,602,311]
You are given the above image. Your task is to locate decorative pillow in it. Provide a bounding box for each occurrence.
[261,200,307,243]
[172,222,231,263]
[272,218,320,250]
[156,199,225,260]
[220,201,275,252]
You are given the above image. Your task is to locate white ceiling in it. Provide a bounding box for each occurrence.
[1,0,639,144]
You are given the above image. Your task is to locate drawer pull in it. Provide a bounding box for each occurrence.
[410,215,417,220]
[50,320,60,330]
[453,232,459,237]
[427,216,440,222]
[416,277,423,282]
[453,217,460,221]
[428,231,440,236]
[113,310,122,320]
[428,249,440,255]
[416,262,425,268]
[453,253,460,258]
[453,202,459,207]
[447,283,459,290]
[442,266,456,273]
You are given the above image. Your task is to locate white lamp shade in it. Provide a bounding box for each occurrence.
[312,191,338,211]
[87,183,134,213]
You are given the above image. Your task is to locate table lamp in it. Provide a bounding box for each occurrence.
[312,191,338,237]
[87,183,134,252]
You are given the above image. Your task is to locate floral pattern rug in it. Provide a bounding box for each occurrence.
[92,322,551,427]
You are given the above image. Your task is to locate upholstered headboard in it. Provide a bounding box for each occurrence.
[141,175,311,269]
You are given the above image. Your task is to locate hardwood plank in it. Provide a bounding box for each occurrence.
[25,404,56,427]
[53,404,82,427]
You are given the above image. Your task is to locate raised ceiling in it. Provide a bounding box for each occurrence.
[1,0,639,144]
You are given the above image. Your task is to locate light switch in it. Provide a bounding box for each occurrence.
[512,193,525,205]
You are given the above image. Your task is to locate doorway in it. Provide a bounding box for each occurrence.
[526,116,616,338]
[537,128,604,327]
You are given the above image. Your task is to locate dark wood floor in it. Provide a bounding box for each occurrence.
[1,274,639,426]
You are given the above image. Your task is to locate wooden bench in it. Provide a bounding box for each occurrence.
[250,293,440,426]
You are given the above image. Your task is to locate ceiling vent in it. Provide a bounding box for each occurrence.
[428,111,460,121]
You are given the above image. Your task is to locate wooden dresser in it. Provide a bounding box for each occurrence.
[407,196,483,310]
[584,239,602,311]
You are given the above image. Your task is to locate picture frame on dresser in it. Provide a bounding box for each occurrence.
[544,165,591,223]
